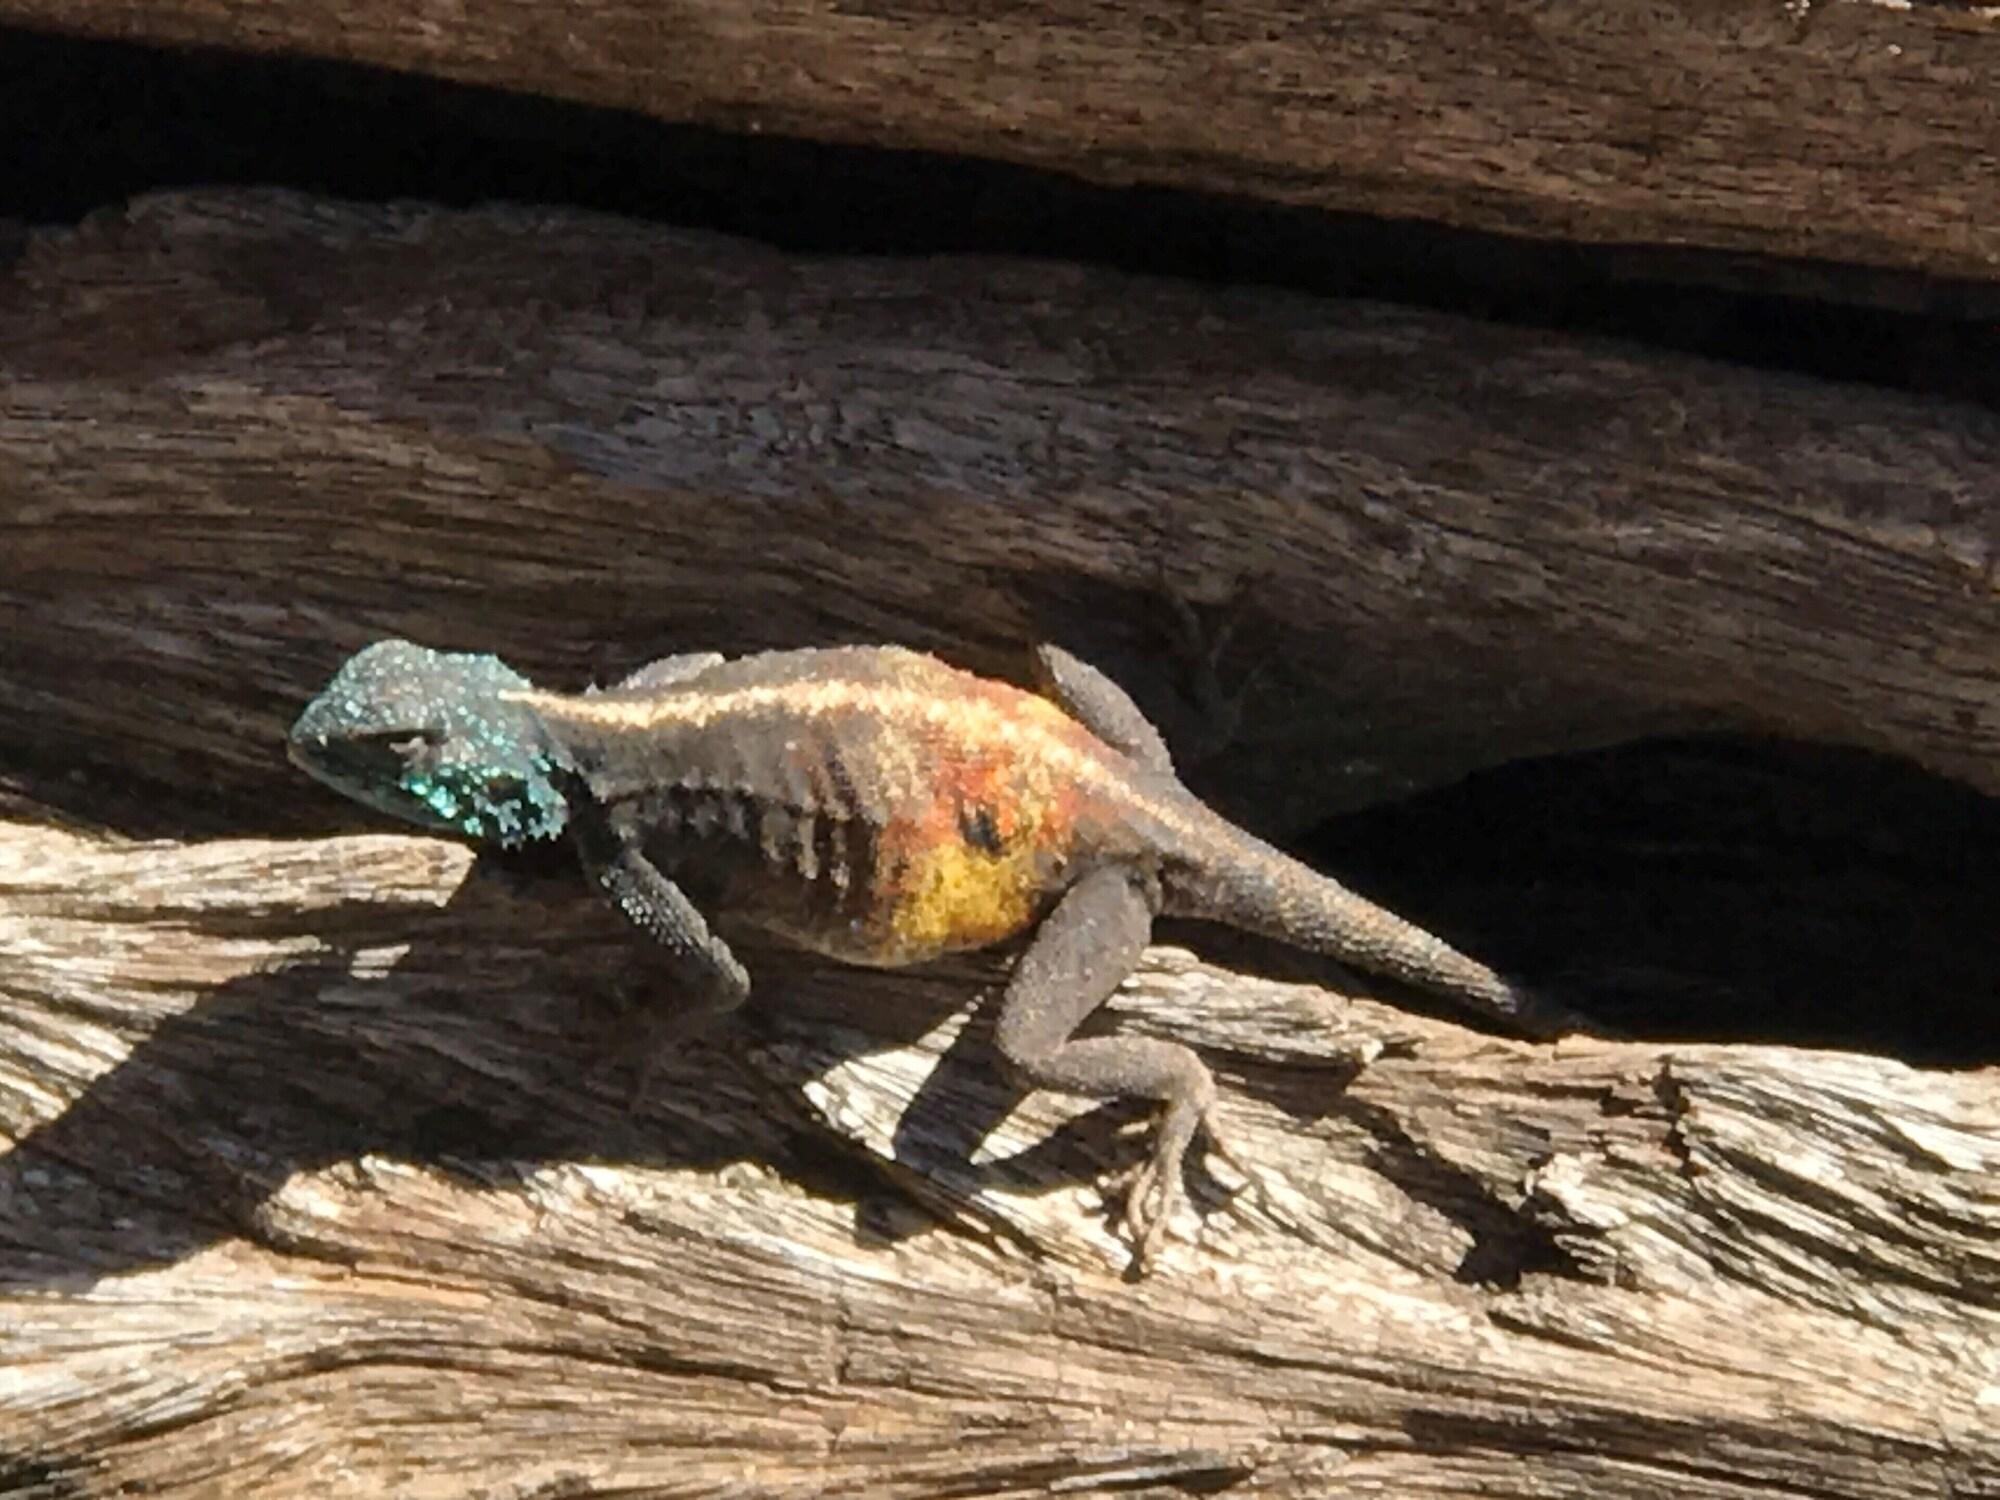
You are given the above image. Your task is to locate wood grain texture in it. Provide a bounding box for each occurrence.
[7,0,2000,286]
[2,819,1996,1497]
[0,191,1995,843]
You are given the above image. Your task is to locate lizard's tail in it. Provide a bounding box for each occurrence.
[1165,815,1587,1039]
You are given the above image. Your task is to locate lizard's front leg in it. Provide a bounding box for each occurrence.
[993,864,1217,1266]
[569,804,751,1030]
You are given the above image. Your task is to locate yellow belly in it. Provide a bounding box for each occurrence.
[876,830,1051,963]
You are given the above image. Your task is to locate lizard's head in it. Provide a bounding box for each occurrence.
[288,639,572,847]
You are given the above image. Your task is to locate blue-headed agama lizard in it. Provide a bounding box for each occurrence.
[289,639,1584,1265]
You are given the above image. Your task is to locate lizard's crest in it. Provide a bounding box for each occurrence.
[289,640,572,847]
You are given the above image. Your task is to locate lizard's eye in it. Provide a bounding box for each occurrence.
[354,729,443,770]
[394,736,452,781]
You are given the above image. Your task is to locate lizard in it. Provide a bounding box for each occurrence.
[288,637,1585,1264]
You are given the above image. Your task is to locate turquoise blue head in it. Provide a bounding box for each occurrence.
[288,640,572,847]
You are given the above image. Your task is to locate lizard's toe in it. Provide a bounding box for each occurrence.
[1110,1153,1181,1268]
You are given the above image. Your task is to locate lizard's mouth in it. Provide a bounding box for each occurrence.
[290,721,440,770]
[286,726,422,799]
[285,727,468,838]
[286,731,360,799]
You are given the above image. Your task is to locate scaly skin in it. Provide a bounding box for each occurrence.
[290,638,1580,1266]
[506,646,1167,967]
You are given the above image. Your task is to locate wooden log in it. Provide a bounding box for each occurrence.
[1,191,1995,837]
[8,0,2000,290]
[1,818,1995,1496]
[2,191,1995,1494]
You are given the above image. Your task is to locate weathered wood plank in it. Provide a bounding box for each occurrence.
[7,0,2000,286]
[1,818,1994,1496]
[1,191,1994,841]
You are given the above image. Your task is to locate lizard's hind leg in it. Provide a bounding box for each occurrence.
[993,864,1218,1267]
[1029,644,1177,777]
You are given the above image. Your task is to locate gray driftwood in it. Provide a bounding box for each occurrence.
[8,0,2000,294]
[0,193,1996,1496]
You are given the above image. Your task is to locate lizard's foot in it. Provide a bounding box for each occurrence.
[1106,1092,1218,1268]
[580,986,668,1110]
[1106,1154,1179,1269]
